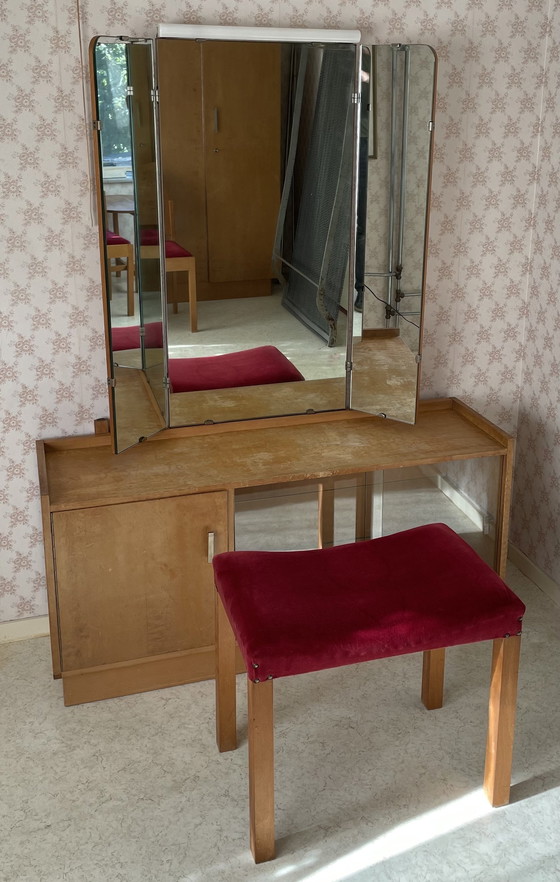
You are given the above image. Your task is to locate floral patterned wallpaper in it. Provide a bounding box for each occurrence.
[510,0,560,574]
[0,0,557,623]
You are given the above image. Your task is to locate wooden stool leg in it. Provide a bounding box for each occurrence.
[484,636,521,807]
[248,678,275,863]
[421,647,446,710]
[215,595,237,752]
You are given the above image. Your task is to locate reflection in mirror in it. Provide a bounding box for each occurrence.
[351,44,436,423]
[92,32,436,449]
[155,38,358,427]
[92,37,166,452]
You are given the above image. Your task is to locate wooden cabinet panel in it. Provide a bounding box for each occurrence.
[53,491,228,672]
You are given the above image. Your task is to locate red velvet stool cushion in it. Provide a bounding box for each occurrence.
[213,523,526,682]
[106,230,131,246]
[168,345,305,393]
[140,228,192,258]
[111,322,164,351]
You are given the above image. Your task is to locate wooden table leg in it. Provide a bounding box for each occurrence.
[494,441,514,578]
[216,595,237,752]
[355,471,383,542]
[318,478,335,548]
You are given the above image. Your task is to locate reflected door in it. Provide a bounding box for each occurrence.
[157,39,281,298]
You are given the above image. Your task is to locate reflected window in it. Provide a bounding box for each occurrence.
[95,43,133,183]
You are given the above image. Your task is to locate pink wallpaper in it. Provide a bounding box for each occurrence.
[510,0,560,576]
[0,0,556,622]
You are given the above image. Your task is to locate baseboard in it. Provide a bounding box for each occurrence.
[508,543,560,607]
[0,615,49,644]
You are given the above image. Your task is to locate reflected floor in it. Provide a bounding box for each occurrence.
[109,280,361,382]
[3,477,560,881]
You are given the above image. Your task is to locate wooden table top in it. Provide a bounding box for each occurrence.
[39,399,511,511]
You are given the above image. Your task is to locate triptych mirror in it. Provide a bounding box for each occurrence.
[90,27,436,452]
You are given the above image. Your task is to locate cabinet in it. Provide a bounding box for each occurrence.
[40,477,229,705]
[37,399,514,706]
[157,39,281,300]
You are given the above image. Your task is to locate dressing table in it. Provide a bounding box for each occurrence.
[37,398,513,706]
[37,28,514,707]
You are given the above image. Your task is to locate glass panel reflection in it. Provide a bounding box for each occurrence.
[93,38,166,452]
[351,44,436,423]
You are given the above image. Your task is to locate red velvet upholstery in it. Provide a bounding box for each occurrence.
[140,228,192,258]
[106,230,130,246]
[111,322,164,351]
[168,345,305,393]
[213,523,526,682]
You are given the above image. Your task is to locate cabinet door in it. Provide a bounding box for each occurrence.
[53,492,228,672]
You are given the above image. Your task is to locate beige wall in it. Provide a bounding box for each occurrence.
[0,0,555,621]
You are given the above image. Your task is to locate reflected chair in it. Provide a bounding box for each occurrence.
[140,200,198,334]
[213,523,525,863]
[106,230,135,317]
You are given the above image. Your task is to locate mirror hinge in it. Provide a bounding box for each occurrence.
[93,120,102,131]
[351,92,361,104]
[107,377,116,388]
[415,354,422,364]
[126,85,134,97]
[345,360,353,372]
[151,88,159,103]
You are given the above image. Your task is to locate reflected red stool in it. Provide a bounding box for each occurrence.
[213,523,525,863]
[168,345,304,393]
[111,321,164,352]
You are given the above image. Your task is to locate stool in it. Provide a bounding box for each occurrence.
[213,523,525,863]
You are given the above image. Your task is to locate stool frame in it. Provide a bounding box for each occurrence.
[215,594,521,864]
